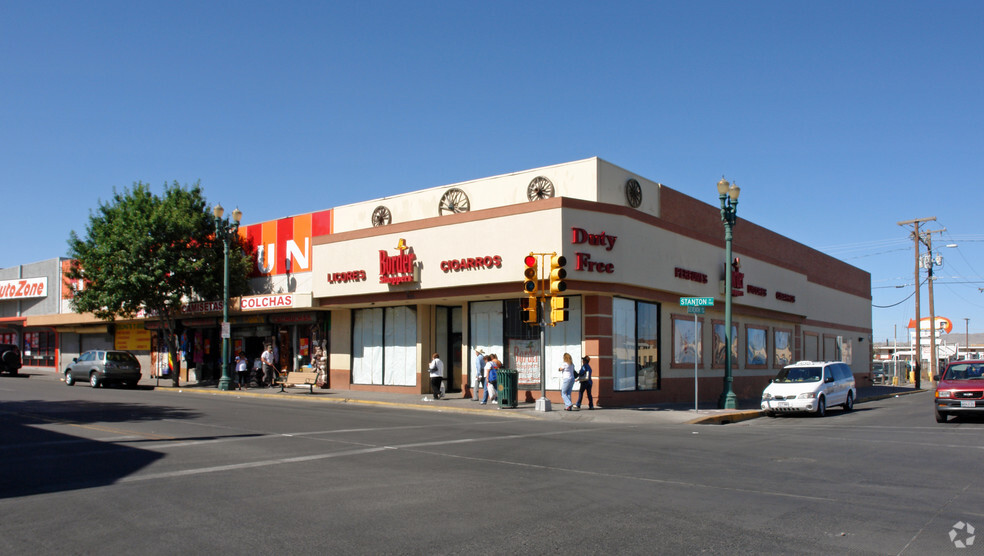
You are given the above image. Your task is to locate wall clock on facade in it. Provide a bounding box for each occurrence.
[371,206,392,227]
[527,176,555,201]
[625,178,642,208]
[438,188,470,215]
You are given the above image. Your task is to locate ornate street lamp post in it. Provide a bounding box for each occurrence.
[717,177,740,409]
[214,203,242,391]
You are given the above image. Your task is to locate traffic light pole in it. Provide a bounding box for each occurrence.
[524,252,564,412]
[535,297,551,412]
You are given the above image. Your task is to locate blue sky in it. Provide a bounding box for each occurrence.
[2,1,982,344]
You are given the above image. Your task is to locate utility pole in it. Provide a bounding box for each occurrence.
[921,227,945,381]
[898,216,935,389]
[965,318,970,359]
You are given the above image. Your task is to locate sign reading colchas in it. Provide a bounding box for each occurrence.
[239,293,312,311]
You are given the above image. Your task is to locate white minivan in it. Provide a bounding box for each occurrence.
[761,361,857,417]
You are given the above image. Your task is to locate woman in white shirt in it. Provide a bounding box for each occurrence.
[559,353,576,411]
[428,352,445,400]
[235,351,248,390]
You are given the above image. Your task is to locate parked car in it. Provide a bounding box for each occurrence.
[933,360,984,423]
[761,361,857,417]
[0,343,21,375]
[869,360,888,384]
[64,350,141,388]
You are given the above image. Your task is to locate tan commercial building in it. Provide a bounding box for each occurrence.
[311,158,871,407]
[5,158,870,405]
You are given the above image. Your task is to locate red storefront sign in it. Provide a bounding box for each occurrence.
[571,227,617,274]
[0,277,47,300]
[379,239,418,285]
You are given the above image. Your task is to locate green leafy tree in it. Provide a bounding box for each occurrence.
[66,181,254,386]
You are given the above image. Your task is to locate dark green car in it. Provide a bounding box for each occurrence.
[0,344,21,375]
[65,350,141,388]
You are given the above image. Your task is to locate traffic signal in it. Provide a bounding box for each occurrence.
[523,295,539,325]
[548,254,567,295]
[523,254,538,294]
[549,295,569,324]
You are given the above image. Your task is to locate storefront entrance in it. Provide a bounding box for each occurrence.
[436,306,462,392]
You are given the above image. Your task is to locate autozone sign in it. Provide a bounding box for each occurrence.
[0,277,48,300]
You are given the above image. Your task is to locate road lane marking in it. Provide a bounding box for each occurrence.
[118,427,832,502]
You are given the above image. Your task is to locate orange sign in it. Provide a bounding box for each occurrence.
[240,210,332,277]
[906,316,953,334]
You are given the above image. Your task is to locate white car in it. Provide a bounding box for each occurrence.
[761,361,856,417]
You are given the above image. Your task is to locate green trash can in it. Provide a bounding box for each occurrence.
[497,368,518,408]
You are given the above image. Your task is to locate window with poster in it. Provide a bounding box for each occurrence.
[22,329,56,367]
[774,328,793,367]
[712,321,738,368]
[503,298,540,387]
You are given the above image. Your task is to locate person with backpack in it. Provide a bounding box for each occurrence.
[481,354,499,405]
[575,355,594,410]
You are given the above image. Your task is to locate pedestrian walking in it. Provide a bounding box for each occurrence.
[472,347,486,401]
[235,351,249,390]
[480,355,492,404]
[483,354,500,405]
[559,352,576,410]
[575,355,594,410]
[428,352,445,400]
[261,343,277,387]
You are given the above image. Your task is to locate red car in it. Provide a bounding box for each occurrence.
[934,360,984,423]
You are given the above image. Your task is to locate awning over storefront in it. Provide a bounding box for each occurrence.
[0,316,26,333]
[53,325,110,334]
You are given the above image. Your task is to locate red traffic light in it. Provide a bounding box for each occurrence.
[523,254,538,294]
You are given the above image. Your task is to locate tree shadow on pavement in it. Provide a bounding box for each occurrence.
[0,399,200,499]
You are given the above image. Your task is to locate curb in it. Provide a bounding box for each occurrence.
[858,389,926,403]
[688,410,764,425]
[687,388,928,425]
[155,386,538,420]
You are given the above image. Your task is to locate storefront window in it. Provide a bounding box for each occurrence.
[472,298,582,390]
[774,329,792,367]
[352,306,416,386]
[746,326,768,367]
[712,322,738,368]
[470,301,504,376]
[672,316,702,366]
[614,298,660,391]
[22,329,55,367]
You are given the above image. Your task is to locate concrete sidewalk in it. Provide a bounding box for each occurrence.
[21,368,925,425]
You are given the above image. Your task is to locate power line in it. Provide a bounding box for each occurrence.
[873,277,927,308]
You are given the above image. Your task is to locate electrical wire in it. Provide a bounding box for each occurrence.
[873,277,928,309]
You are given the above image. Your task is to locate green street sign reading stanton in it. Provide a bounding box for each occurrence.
[679,296,715,307]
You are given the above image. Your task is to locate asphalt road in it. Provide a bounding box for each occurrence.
[1,374,981,555]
